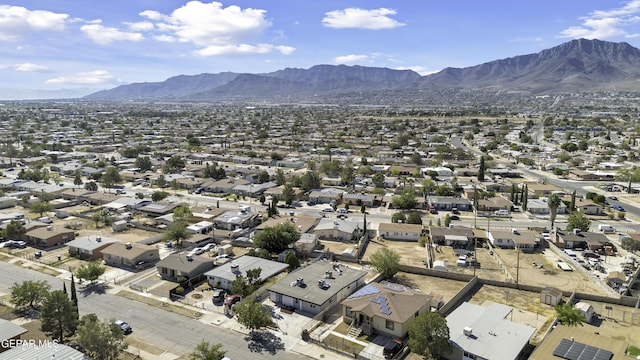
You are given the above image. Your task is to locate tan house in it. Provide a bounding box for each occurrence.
[102,242,160,269]
[341,281,435,338]
[540,287,563,306]
[67,235,119,260]
[24,227,75,248]
[378,223,424,241]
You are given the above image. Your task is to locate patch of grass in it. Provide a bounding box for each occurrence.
[116,290,203,319]
[323,334,365,355]
[628,346,640,356]
[333,322,349,335]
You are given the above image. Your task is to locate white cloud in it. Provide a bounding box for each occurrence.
[196,43,294,56]
[127,21,154,32]
[0,5,68,41]
[323,8,405,30]
[81,22,144,45]
[45,70,120,85]
[140,1,293,56]
[559,0,640,39]
[334,54,370,64]
[13,63,50,73]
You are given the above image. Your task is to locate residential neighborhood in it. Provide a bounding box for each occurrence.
[0,100,639,359]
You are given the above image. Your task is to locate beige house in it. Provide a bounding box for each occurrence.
[378,223,424,241]
[102,242,159,269]
[341,281,435,338]
[540,287,563,306]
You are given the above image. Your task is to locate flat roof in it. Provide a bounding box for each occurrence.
[204,255,289,283]
[268,260,367,306]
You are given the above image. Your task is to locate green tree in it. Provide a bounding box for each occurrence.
[408,312,451,359]
[10,280,51,309]
[257,170,270,184]
[234,296,273,337]
[76,261,106,283]
[284,252,300,270]
[163,156,186,174]
[30,200,52,218]
[478,156,485,181]
[372,173,385,188]
[3,219,26,240]
[84,181,98,191]
[164,221,192,247]
[173,204,193,221]
[135,156,153,172]
[391,189,417,210]
[406,211,423,225]
[369,248,401,280]
[91,212,104,228]
[253,222,300,254]
[189,341,226,360]
[152,190,169,202]
[156,174,167,188]
[548,193,561,229]
[40,290,78,342]
[100,167,121,192]
[73,170,83,188]
[275,168,286,186]
[555,303,585,327]
[70,274,78,308]
[391,212,406,224]
[620,237,640,253]
[566,211,591,232]
[282,183,295,205]
[76,314,127,360]
[300,171,321,191]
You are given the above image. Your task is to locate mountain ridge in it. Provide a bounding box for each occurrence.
[84,38,640,101]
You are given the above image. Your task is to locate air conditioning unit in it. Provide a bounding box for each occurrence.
[463,327,473,336]
[125,242,132,249]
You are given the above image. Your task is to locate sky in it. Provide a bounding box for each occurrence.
[3,0,640,92]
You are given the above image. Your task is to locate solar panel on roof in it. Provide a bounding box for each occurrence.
[347,284,380,299]
[552,338,613,360]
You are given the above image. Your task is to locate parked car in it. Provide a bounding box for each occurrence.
[114,320,132,334]
[1,240,26,249]
[612,204,625,211]
[383,338,404,359]
[583,252,601,259]
[322,207,334,212]
[212,289,226,305]
[608,196,618,200]
[202,243,217,252]
[224,294,242,306]
[115,189,126,195]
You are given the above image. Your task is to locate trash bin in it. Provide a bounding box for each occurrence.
[57,255,62,261]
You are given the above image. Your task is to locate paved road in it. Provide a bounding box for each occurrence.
[0,261,302,360]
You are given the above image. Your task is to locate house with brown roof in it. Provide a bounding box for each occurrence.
[341,281,436,338]
[24,226,75,248]
[529,324,627,360]
[102,242,159,269]
[156,253,214,282]
[488,228,539,250]
[429,226,474,248]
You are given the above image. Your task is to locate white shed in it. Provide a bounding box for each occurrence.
[574,301,594,323]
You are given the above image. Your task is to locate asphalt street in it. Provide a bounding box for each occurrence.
[0,261,302,360]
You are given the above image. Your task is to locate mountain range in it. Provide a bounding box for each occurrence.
[85,38,640,102]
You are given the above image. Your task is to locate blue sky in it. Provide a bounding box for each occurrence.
[2,0,640,91]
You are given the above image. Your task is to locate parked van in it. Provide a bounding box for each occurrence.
[597,224,616,233]
[494,209,510,217]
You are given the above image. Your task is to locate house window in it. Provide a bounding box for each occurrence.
[385,320,394,330]
[345,307,353,318]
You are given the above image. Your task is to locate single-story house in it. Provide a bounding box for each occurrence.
[156,253,214,282]
[24,227,75,248]
[187,221,214,235]
[67,235,120,260]
[102,242,160,269]
[576,200,604,215]
[296,233,319,254]
[212,209,261,231]
[429,226,474,248]
[444,302,536,360]
[428,196,472,212]
[488,228,539,250]
[204,255,289,290]
[312,218,365,242]
[268,260,367,316]
[341,281,435,338]
[529,325,626,360]
[0,343,86,359]
[378,223,424,241]
[0,318,27,352]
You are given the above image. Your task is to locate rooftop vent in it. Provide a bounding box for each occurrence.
[573,229,581,235]
[463,327,473,336]
[96,237,102,242]
[296,277,305,287]
[125,242,132,249]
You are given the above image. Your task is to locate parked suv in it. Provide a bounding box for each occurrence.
[383,338,404,359]
[212,289,226,305]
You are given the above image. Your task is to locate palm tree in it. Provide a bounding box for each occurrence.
[554,303,585,327]
[548,193,561,229]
